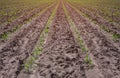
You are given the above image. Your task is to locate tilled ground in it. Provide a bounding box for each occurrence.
[0,4,55,78]
[17,2,87,78]
[0,0,120,78]
[68,2,120,34]
[0,3,55,43]
[64,2,120,78]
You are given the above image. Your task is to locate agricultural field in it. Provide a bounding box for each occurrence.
[0,0,120,78]
[68,0,120,24]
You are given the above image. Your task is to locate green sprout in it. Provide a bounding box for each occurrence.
[112,33,120,39]
[84,54,92,65]
[1,33,8,39]
[24,56,36,72]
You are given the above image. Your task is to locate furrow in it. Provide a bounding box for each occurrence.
[67,2,120,39]
[17,2,59,78]
[0,4,55,78]
[0,3,55,47]
[63,2,104,78]
[65,2,120,78]
[22,2,87,78]
[0,2,55,41]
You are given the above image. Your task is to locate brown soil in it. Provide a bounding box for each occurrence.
[68,2,120,36]
[0,5,54,78]
[0,1,120,78]
[17,2,87,78]
[0,3,54,39]
[65,2,120,78]
[0,3,55,50]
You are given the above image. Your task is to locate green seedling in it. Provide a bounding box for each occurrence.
[25,47,43,71]
[33,48,42,56]
[45,29,49,33]
[24,56,36,72]
[112,33,120,39]
[1,33,8,39]
[81,46,88,52]
[84,54,92,65]
[0,25,20,39]
[24,3,58,72]
[77,35,88,52]
[29,56,35,64]
[63,3,88,53]
[40,37,45,45]
[24,63,30,71]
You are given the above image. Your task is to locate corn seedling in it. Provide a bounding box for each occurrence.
[84,54,92,66]
[24,4,58,72]
[63,3,93,69]
[1,33,8,39]
[112,33,120,39]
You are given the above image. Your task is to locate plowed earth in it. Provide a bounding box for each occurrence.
[0,1,120,78]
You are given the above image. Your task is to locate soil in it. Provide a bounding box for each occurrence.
[0,0,120,78]
[0,3,55,49]
[17,2,87,78]
[0,3,54,38]
[67,2,120,36]
[0,4,54,78]
[65,2,120,78]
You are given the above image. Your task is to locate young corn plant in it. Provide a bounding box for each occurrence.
[84,54,92,66]
[24,46,43,72]
[63,3,92,67]
[24,3,58,72]
[68,3,120,41]
[0,25,20,39]
[112,33,120,39]
[1,33,8,39]
[24,56,36,72]
[63,3,88,53]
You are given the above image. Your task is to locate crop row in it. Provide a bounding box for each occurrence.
[0,0,56,25]
[67,0,120,24]
[66,1,120,41]
[23,3,59,72]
